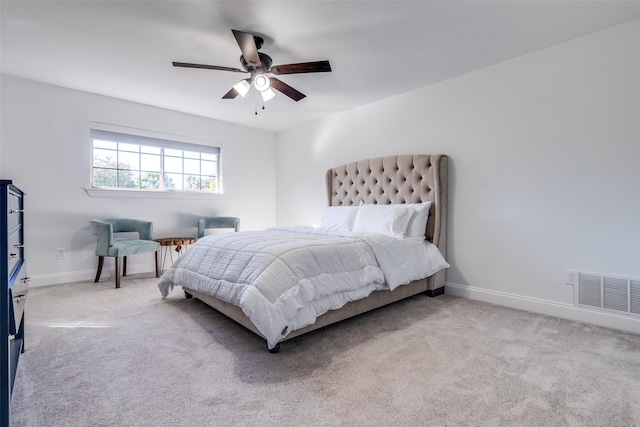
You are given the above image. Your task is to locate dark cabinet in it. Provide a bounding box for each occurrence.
[1,180,28,426]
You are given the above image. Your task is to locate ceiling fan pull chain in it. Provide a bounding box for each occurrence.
[253,90,266,115]
[255,90,259,115]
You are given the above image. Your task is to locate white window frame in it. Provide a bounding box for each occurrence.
[85,122,223,199]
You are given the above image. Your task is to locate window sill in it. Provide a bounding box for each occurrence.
[84,188,223,200]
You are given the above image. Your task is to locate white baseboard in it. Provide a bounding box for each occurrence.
[28,266,156,288]
[26,275,640,334]
[445,282,640,335]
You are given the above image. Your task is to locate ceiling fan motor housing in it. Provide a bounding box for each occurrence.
[240,53,273,73]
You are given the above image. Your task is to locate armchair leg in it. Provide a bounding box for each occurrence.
[123,256,127,277]
[115,257,122,289]
[94,256,104,282]
[155,250,160,277]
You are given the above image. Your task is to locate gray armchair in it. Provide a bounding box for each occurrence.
[197,216,240,238]
[90,218,161,288]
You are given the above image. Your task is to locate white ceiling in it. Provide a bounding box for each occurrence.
[2,1,640,132]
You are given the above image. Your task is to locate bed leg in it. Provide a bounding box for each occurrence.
[425,287,445,297]
[184,291,193,299]
[268,343,281,354]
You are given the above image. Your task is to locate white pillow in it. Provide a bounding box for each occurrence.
[352,204,413,237]
[319,206,359,231]
[405,201,432,241]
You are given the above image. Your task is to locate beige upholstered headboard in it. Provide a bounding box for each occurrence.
[325,154,448,257]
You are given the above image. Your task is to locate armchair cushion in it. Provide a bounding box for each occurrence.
[107,239,161,257]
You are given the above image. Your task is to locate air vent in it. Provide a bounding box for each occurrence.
[632,280,640,315]
[578,274,601,307]
[576,272,640,317]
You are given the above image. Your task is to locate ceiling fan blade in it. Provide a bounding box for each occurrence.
[232,29,261,67]
[173,62,244,73]
[222,87,239,99]
[269,77,306,102]
[270,60,331,75]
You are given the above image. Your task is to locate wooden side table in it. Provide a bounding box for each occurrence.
[153,237,196,272]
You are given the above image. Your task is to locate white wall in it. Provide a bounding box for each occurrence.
[276,19,640,332]
[1,76,277,286]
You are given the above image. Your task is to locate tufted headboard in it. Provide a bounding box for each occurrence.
[325,154,448,256]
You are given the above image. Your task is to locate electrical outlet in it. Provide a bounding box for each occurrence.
[56,248,66,260]
[566,270,577,285]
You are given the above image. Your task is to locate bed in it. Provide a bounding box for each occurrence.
[158,154,448,352]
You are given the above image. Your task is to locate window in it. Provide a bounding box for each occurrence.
[90,126,221,194]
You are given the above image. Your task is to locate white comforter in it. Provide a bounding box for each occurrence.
[158,226,448,349]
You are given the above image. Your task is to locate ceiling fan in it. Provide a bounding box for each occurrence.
[172,29,332,102]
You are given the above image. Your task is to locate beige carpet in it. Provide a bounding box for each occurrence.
[9,274,640,426]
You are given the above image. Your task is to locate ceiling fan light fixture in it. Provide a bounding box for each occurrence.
[233,80,251,98]
[254,74,270,92]
[261,87,276,102]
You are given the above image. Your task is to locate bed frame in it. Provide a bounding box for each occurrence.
[184,154,448,352]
